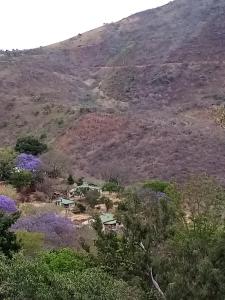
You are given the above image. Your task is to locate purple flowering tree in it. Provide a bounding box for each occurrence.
[12,213,77,249]
[0,195,17,213]
[16,153,41,172]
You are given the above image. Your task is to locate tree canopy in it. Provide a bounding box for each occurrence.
[15,136,47,156]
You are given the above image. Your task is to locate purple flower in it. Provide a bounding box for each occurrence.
[0,195,17,213]
[16,153,41,172]
[12,213,76,248]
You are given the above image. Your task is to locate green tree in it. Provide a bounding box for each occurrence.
[102,181,123,193]
[9,170,33,191]
[0,147,16,180]
[94,187,181,298]
[0,250,145,300]
[15,136,47,155]
[0,212,21,258]
[67,174,74,185]
[95,177,225,299]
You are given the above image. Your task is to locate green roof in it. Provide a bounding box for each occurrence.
[56,198,74,205]
[100,213,116,225]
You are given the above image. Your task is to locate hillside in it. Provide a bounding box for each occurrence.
[1,0,225,183]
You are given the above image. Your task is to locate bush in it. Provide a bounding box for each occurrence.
[0,148,16,180]
[72,203,86,214]
[16,231,44,256]
[102,181,123,193]
[142,180,169,192]
[76,177,84,186]
[67,174,75,185]
[76,203,86,213]
[0,211,21,257]
[9,170,33,191]
[85,190,100,208]
[15,136,47,156]
[104,197,114,211]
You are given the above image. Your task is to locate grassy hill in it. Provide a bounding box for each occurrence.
[1,0,225,182]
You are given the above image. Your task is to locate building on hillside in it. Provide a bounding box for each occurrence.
[55,197,74,209]
[68,182,102,198]
[100,213,118,232]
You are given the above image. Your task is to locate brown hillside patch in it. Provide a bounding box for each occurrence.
[2,0,225,182]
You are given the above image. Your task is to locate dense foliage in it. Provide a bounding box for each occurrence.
[0,148,16,180]
[102,181,123,193]
[94,176,225,299]
[9,170,33,191]
[0,155,225,300]
[15,136,47,155]
[16,231,44,256]
[142,180,170,192]
[0,211,21,258]
[0,249,144,300]
[67,174,75,185]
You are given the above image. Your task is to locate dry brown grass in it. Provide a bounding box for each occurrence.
[1,0,225,182]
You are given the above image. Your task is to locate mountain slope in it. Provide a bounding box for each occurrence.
[1,0,225,182]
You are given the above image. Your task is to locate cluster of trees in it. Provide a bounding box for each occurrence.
[0,136,47,192]
[0,249,144,300]
[0,197,143,299]
[0,136,74,199]
[1,142,225,300]
[94,176,225,299]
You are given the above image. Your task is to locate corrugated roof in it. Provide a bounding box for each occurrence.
[100,213,116,224]
[56,198,74,205]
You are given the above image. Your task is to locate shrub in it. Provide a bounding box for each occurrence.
[142,180,169,192]
[102,181,123,193]
[16,231,44,256]
[76,177,84,186]
[67,174,75,185]
[40,248,93,273]
[85,190,100,208]
[15,136,47,155]
[9,170,33,191]
[0,147,16,180]
[0,211,21,257]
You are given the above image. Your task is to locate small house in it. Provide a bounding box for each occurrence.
[55,197,74,209]
[69,182,102,198]
[100,213,117,232]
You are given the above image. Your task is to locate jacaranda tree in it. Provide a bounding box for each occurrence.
[16,153,41,172]
[12,213,77,249]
